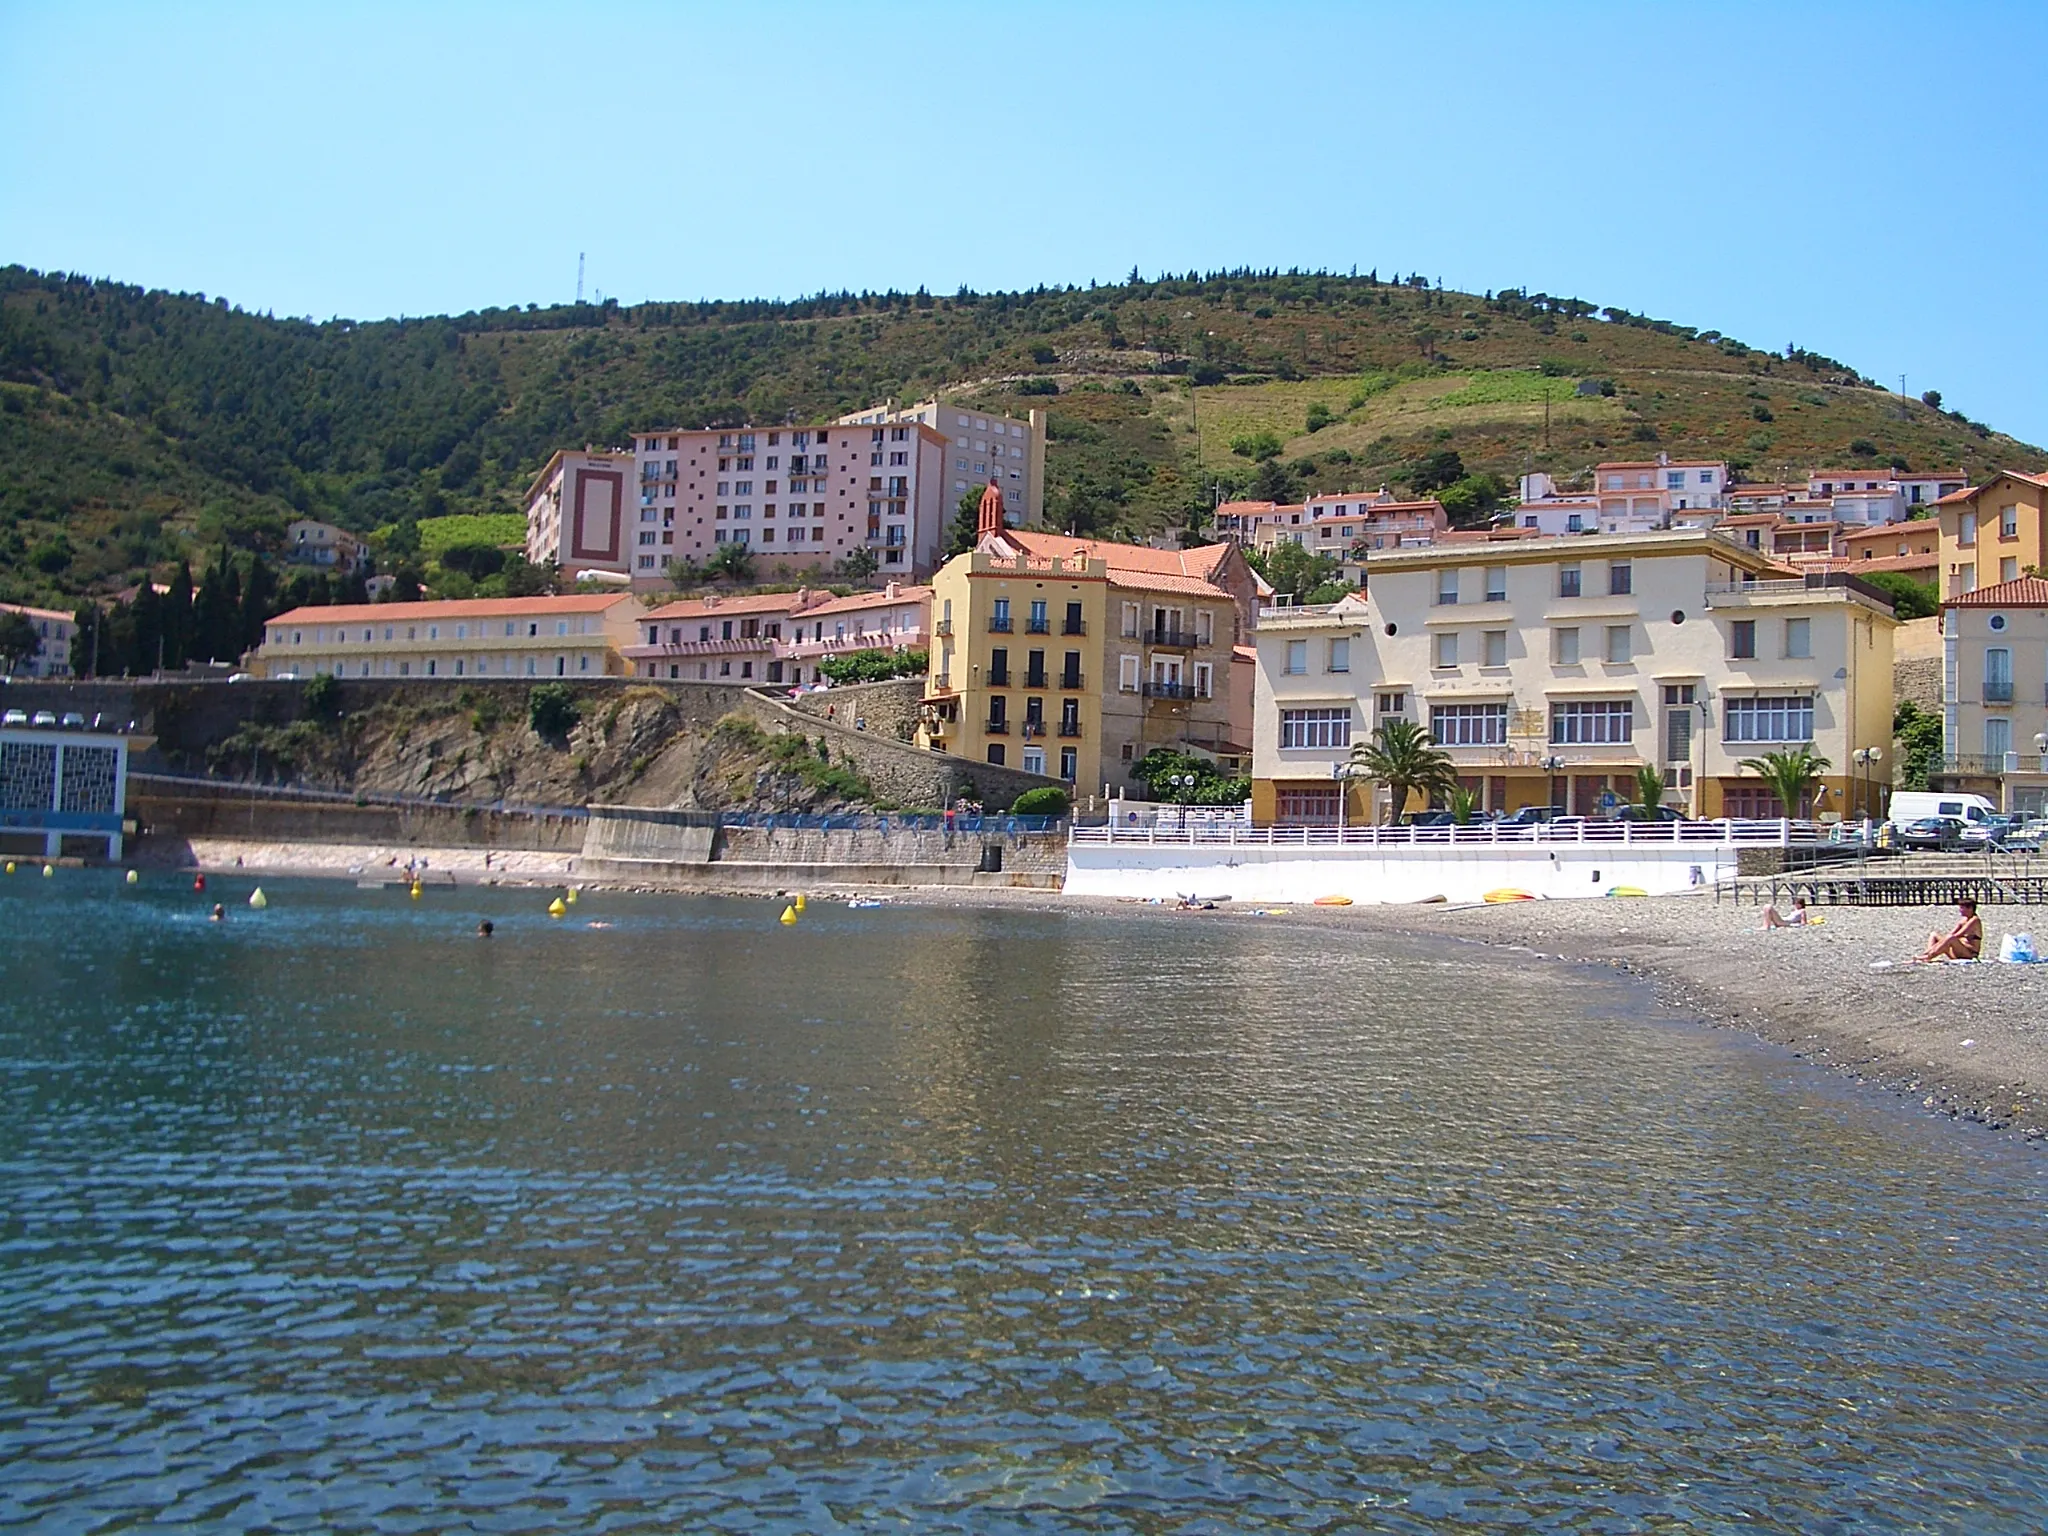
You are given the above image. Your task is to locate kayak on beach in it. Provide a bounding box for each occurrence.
[1483,889,1538,903]
[1313,895,1354,906]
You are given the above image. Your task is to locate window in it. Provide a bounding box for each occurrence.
[2001,504,2018,538]
[1664,684,1696,762]
[1279,707,1352,749]
[1484,630,1508,666]
[1553,627,1581,665]
[1985,647,2013,702]
[1121,601,1140,638]
[1434,632,1459,668]
[1376,691,1407,716]
[1608,560,1632,596]
[1436,569,1460,605]
[1960,510,1978,546]
[1605,625,1631,664]
[1551,700,1633,744]
[1729,619,1757,659]
[1193,661,1213,698]
[1667,471,1686,490]
[2003,557,2020,582]
[1275,786,1342,824]
[1028,599,1048,633]
[1783,617,1811,659]
[1431,702,1508,746]
[1196,609,1214,645]
[1284,639,1308,674]
[1119,654,1140,691]
[1484,566,1507,602]
[1558,563,1582,598]
[1328,637,1350,672]
[1724,695,1815,743]
[1987,716,2013,759]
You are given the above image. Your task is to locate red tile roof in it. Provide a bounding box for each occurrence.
[1944,575,2048,608]
[644,590,822,620]
[269,593,632,625]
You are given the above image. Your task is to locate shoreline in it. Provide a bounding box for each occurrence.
[135,836,2046,1141]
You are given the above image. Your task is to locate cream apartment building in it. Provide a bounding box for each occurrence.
[839,399,1047,528]
[1935,575,2048,812]
[254,594,638,679]
[0,602,77,678]
[1251,531,1897,824]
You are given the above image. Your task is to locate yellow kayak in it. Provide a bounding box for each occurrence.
[1313,895,1354,907]
[1606,886,1649,898]
[1483,889,1536,903]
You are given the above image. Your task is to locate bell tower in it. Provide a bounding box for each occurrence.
[976,477,1008,540]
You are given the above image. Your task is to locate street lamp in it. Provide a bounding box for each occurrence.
[1540,754,1566,813]
[1852,745,1883,827]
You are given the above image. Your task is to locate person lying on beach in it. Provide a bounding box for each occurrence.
[1915,899,1983,963]
[1760,897,1812,930]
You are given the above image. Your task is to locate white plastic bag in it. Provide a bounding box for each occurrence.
[1999,932,2037,964]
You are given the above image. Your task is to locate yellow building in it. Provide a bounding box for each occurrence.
[1936,470,2048,598]
[918,486,1253,795]
[253,594,639,680]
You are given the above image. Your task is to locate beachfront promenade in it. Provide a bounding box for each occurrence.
[1065,817,1823,904]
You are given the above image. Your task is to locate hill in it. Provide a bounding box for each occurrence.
[3,263,2043,608]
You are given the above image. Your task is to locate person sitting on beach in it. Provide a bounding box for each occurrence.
[1760,896,1812,930]
[1915,899,1983,963]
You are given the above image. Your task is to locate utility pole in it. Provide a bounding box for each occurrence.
[576,253,585,305]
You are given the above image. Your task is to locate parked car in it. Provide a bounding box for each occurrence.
[1615,804,1684,822]
[30,711,56,727]
[1400,810,1456,827]
[59,711,86,728]
[1896,816,1968,851]
[1,709,26,727]
[1500,805,1570,826]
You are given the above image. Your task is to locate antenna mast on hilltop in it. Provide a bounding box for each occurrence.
[577,253,586,305]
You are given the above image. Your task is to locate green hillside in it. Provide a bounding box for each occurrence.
[3,263,2042,609]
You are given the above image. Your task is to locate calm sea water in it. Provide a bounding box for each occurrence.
[1,875,2045,1533]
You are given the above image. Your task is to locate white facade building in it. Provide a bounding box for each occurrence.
[839,399,1047,529]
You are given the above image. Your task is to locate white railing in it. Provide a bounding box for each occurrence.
[1070,818,1819,848]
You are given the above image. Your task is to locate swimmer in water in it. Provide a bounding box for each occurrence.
[586,920,612,929]
[209,903,225,922]
[477,920,494,938]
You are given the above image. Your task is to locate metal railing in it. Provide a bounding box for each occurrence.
[1984,679,2015,703]
[1142,681,1198,701]
[1149,628,1199,648]
[1069,817,1823,848]
[1062,620,1087,636]
[128,771,590,821]
[989,617,1013,633]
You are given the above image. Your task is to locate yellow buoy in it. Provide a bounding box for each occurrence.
[409,882,423,900]
[565,887,579,906]
[794,893,807,913]
[547,896,567,918]
[4,861,14,875]
[125,869,139,885]
[42,864,54,878]
[248,887,268,910]
[779,905,798,925]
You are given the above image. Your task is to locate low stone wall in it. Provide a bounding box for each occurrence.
[131,787,587,853]
[582,805,717,864]
[736,688,1060,812]
[786,677,926,742]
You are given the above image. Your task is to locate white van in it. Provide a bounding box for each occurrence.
[1888,791,1998,827]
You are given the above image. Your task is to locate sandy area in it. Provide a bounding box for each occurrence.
[141,837,2046,1140]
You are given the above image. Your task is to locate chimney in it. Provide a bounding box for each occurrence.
[885,581,900,599]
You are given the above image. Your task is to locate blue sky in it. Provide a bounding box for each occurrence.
[4,1,2045,443]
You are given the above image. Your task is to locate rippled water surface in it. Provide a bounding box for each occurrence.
[2,875,2046,1532]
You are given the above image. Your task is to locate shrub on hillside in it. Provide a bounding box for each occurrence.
[527,682,579,740]
[302,671,342,720]
[818,648,928,685]
[1230,430,1284,461]
[1304,402,1334,433]
[1008,786,1071,818]
[1016,377,1059,396]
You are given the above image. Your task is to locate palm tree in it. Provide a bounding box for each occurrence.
[1736,745,1832,819]
[1634,764,1666,814]
[1448,787,1481,825]
[1349,719,1461,824]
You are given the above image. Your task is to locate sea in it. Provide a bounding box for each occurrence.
[1,873,2044,1533]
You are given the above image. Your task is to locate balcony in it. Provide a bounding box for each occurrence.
[1058,721,1082,738]
[985,718,1009,735]
[1026,618,1051,634]
[990,616,1014,633]
[1148,628,1198,649]
[1060,671,1084,690]
[1024,670,1049,690]
[1143,681,1198,701]
[1985,679,2015,703]
[1936,753,2021,777]
[987,669,1010,688]
[934,619,953,638]
[1022,720,1045,740]
[1062,619,1087,636]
